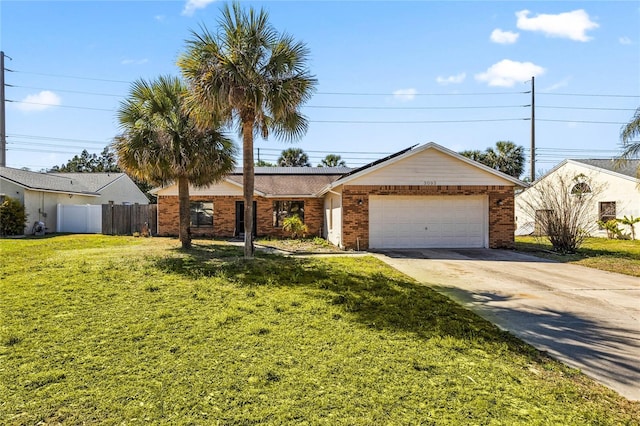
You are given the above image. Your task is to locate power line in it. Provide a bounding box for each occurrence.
[316,91,528,96]
[7,69,130,84]
[6,84,125,98]
[310,118,528,124]
[538,92,640,98]
[6,99,115,112]
[8,134,111,145]
[305,104,528,110]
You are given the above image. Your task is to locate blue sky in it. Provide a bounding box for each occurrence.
[1,1,639,176]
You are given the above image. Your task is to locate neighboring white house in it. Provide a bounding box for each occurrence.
[0,167,149,234]
[515,159,640,238]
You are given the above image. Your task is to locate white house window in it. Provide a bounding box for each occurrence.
[190,201,213,227]
[273,200,304,227]
[599,202,616,223]
[571,182,592,196]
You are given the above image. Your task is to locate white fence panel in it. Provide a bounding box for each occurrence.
[57,204,102,233]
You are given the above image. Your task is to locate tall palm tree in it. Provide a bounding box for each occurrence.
[277,148,310,167]
[620,107,640,163]
[318,154,347,167]
[178,2,316,259]
[114,75,237,249]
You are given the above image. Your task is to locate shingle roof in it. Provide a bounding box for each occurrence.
[0,167,98,195]
[571,159,640,179]
[227,173,344,196]
[231,167,352,175]
[224,167,351,196]
[49,172,126,192]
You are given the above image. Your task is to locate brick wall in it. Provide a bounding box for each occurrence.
[341,185,515,250]
[157,195,324,238]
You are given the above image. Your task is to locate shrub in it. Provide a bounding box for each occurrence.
[518,172,602,253]
[598,219,625,239]
[282,215,308,238]
[0,196,28,236]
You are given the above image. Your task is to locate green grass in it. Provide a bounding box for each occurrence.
[516,236,640,277]
[1,235,638,425]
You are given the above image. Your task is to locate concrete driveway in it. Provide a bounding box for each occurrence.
[373,248,640,401]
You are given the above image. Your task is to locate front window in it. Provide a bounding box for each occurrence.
[190,201,213,227]
[273,200,304,227]
[599,202,616,223]
[571,182,592,196]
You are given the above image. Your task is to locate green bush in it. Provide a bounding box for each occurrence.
[0,196,28,236]
[282,215,308,238]
[598,219,624,239]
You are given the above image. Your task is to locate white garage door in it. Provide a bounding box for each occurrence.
[369,195,487,248]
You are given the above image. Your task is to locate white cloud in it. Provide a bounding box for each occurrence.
[619,36,632,45]
[516,9,599,42]
[475,59,545,87]
[490,29,519,44]
[182,0,216,17]
[155,15,166,22]
[436,73,466,85]
[543,76,572,92]
[393,88,417,102]
[121,58,149,65]
[16,91,61,112]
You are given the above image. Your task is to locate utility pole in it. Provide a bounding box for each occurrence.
[530,75,535,182]
[0,51,7,167]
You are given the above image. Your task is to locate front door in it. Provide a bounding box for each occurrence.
[235,201,257,237]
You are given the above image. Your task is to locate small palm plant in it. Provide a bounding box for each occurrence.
[617,215,640,240]
[282,215,308,239]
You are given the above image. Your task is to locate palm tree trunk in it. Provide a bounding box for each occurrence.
[242,120,255,259]
[178,176,192,249]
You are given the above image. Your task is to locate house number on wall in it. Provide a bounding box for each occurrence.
[424,180,436,185]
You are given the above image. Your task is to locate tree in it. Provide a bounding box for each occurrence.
[617,215,640,240]
[517,172,603,253]
[256,159,275,167]
[0,196,28,236]
[318,154,346,167]
[277,148,311,167]
[179,1,316,259]
[619,106,640,176]
[460,141,525,178]
[114,75,236,249]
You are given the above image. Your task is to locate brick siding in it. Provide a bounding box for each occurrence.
[341,185,515,250]
[157,195,324,238]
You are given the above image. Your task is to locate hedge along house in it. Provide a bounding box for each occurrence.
[154,143,527,250]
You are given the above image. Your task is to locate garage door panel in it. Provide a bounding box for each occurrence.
[369,195,487,248]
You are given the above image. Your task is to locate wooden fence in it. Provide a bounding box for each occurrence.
[102,204,157,236]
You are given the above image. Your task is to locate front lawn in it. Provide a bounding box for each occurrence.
[516,236,640,277]
[1,235,638,425]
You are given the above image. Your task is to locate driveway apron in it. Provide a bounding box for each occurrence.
[373,249,640,401]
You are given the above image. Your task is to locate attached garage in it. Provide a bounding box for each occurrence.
[369,195,487,248]
[321,143,527,250]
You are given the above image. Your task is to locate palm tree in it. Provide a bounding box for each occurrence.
[617,215,640,240]
[277,148,311,167]
[619,107,640,176]
[485,141,525,178]
[318,154,346,167]
[114,75,236,249]
[178,2,316,259]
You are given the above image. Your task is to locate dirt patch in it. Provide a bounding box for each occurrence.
[255,238,344,254]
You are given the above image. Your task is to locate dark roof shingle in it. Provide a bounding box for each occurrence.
[571,159,640,179]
